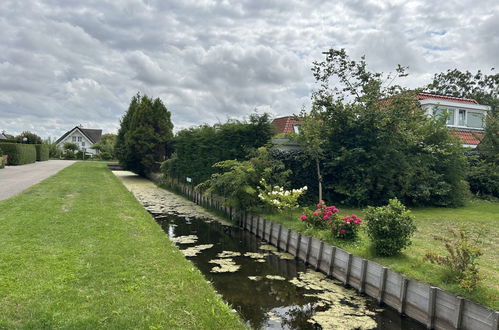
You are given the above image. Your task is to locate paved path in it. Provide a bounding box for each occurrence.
[0,160,76,201]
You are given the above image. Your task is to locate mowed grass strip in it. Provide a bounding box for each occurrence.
[0,162,245,329]
[263,200,499,310]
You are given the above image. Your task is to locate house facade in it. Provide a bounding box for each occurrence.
[273,93,490,148]
[56,126,102,155]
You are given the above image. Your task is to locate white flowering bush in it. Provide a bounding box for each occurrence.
[258,179,307,212]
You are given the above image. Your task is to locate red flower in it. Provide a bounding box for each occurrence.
[340,229,346,234]
[300,215,307,221]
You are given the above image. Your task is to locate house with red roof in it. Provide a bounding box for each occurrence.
[273,93,490,148]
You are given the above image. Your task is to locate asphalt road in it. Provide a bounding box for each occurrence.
[0,160,76,201]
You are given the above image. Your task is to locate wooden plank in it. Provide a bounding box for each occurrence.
[359,259,368,294]
[285,228,291,252]
[305,236,313,264]
[262,219,267,241]
[255,216,260,237]
[427,286,436,329]
[378,266,387,304]
[344,253,353,285]
[277,224,282,250]
[316,241,324,270]
[295,233,302,259]
[268,221,274,243]
[454,297,464,329]
[327,246,336,277]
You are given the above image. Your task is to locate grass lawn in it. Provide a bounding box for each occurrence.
[263,199,499,310]
[0,162,245,329]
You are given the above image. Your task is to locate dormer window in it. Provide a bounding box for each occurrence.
[458,110,466,126]
[468,112,485,128]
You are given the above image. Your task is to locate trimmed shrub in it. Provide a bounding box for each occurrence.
[0,143,36,165]
[365,199,416,256]
[35,144,50,161]
[467,156,499,198]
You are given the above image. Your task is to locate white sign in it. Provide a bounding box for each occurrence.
[186,177,192,183]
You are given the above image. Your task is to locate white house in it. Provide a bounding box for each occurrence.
[417,93,490,148]
[56,126,102,155]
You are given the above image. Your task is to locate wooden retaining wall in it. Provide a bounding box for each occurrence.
[161,177,499,330]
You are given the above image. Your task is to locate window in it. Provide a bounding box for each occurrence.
[458,110,466,126]
[433,107,454,125]
[293,124,301,134]
[72,136,76,142]
[82,142,85,147]
[77,136,82,142]
[468,112,485,128]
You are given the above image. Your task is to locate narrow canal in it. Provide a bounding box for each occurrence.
[114,171,425,330]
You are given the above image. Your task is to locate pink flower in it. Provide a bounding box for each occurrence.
[317,203,323,208]
[328,221,332,225]
[300,215,307,221]
[320,200,325,204]
[340,229,346,234]
[313,212,320,216]
[323,215,330,220]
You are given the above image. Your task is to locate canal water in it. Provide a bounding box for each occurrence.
[114,171,424,330]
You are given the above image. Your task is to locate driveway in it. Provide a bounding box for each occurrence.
[0,160,76,201]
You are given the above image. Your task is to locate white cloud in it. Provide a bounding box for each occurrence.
[0,0,497,138]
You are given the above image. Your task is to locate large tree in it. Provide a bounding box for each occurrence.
[115,94,174,175]
[16,131,42,144]
[309,49,468,206]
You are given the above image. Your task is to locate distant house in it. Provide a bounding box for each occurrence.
[272,116,302,135]
[273,93,490,148]
[0,131,14,140]
[56,126,102,155]
[417,93,489,148]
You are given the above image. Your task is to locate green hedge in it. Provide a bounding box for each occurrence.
[0,143,36,165]
[35,144,50,161]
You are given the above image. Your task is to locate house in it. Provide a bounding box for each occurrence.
[0,131,15,140]
[273,93,490,148]
[417,93,489,148]
[272,116,302,135]
[56,126,102,155]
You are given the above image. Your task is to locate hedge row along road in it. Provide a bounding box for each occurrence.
[0,162,245,329]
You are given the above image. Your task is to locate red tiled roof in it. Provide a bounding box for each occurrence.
[272,116,302,134]
[449,130,483,145]
[417,93,478,105]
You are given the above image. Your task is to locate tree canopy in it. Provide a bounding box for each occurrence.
[15,131,42,144]
[115,93,174,175]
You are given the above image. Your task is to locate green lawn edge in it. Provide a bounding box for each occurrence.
[0,162,246,329]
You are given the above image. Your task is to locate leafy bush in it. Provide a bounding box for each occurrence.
[196,147,289,210]
[365,199,416,256]
[0,143,36,165]
[467,156,499,198]
[99,152,114,160]
[15,131,42,144]
[300,201,362,239]
[35,144,49,161]
[64,150,76,160]
[424,227,484,291]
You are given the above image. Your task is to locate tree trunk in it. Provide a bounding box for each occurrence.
[316,158,323,203]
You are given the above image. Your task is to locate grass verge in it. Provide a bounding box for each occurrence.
[262,200,499,310]
[0,162,245,329]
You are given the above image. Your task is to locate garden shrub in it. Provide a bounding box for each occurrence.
[257,179,307,212]
[0,143,36,165]
[467,155,499,198]
[35,144,49,161]
[424,226,484,291]
[99,151,113,160]
[0,147,5,169]
[300,201,362,239]
[365,198,416,256]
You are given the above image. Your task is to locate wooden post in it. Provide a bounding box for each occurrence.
[453,297,464,330]
[344,253,352,286]
[277,224,282,250]
[327,246,336,277]
[316,241,324,270]
[304,236,313,264]
[492,311,499,330]
[285,228,291,252]
[378,267,387,304]
[249,215,254,233]
[359,259,368,294]
[255,217,260,237]
[268,221,274,243]
[398,276,408,314]
[261,219,266,241]
[295,233,302,259]
[427,287,437,329]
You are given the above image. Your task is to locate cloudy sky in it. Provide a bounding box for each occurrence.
[1,0,498,139]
